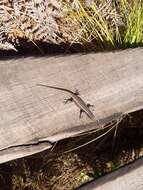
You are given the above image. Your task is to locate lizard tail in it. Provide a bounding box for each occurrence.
[37,84,72,93]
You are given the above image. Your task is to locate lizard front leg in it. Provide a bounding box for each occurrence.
[64,97,73,104]
[63,89,79,104]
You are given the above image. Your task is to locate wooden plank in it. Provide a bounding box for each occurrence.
[0,48,143,163]
[77,157,143,190]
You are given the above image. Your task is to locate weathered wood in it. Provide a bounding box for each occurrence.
[77,157,143,190]
[0,48,143,163]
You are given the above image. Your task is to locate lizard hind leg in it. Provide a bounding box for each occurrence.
[79,104,94,119]
[79,109,84,118]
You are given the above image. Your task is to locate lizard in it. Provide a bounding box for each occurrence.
[37,84,95,120]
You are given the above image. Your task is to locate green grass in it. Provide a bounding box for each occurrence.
[123,1,143,46]
[63,0,143,49]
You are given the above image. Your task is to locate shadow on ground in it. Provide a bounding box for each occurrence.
[1,41,143,57]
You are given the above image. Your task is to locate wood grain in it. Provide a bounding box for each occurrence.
[0,48,143,163]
